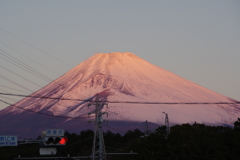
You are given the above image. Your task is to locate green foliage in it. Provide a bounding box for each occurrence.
[1,119,240,159]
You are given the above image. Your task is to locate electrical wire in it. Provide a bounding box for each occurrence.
[0,75,34,93]
[0,92,239,105]
[0,47,86,105]
[0,98,95,136]
[0,49,53,82]
[0,85,30,94]
[0,27,73,68]
[0,29,102,114]
[0,50,80,113]
[0,40,61,77]
[0,65,43,88]
[0,29,87,107]
[0,99,91,119]
[1,92,239,131]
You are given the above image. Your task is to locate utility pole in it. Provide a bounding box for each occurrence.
[162,112,170,135]
[89,94,107,160]
[144,120,149,137]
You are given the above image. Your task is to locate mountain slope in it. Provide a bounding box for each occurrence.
[1,52,239,138]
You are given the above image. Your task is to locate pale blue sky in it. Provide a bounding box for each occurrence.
[0,0,239,110]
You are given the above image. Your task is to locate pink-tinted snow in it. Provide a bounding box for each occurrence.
[1,52,239,138]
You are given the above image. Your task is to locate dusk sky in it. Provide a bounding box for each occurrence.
[0,0,240,110]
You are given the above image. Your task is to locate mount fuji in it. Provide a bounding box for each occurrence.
[0,52,239,138]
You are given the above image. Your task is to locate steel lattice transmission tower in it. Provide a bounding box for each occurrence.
[163,112,170,135]
[89,94,108,160]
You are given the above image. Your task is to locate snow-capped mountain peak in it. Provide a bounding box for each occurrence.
[1,52,239,138]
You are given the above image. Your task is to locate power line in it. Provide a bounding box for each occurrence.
[0,85,30,94]
[0,98,94,132]
[0,99,91,119]
[0,49,53,81]
[0,30,91,111]
[0,65,43,88]
[0,92,239,105]
[0,27,73,68]
[0,49,88,124]
[0,45,86,101]
[0,95,19,103]
[0,40,61,77]
[0,75,34,93]
[0,50,53,82]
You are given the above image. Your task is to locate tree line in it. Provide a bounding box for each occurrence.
[0,118,240,160]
